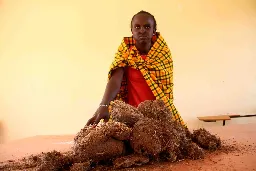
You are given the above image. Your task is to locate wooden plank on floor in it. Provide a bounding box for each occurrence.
[228,114,256,118]
[227,114,241,117]
[197,115,231,121]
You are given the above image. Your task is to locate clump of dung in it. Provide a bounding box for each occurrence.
[130,99,205,162]
[137,100,172,121]
[192,128,221,151]
[130,117,163,157]
[101,121,132,141]
[0,154,42,170]
[90,165,113,171]
[130,116,205,162]
[178,140,205,160]
[69,161,91,171]
[36,150,74,171]
[72,121,131,163]
[113,154,150,169]
[160,120,203,161]
[110,100,144,127]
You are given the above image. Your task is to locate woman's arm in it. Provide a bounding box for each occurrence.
[86,67,124,125]
[100,67,124,105]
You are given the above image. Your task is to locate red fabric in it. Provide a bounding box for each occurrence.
[125,55,156,107]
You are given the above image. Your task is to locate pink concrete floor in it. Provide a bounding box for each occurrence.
[0,123,256,171]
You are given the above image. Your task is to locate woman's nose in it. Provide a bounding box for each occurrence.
[139,27,146,33]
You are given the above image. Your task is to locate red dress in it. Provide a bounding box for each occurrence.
[125,55,156,107]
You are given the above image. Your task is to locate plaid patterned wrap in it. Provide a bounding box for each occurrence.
[108,32,186,126]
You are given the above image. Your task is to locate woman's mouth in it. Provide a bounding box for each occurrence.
[139,36,147,39]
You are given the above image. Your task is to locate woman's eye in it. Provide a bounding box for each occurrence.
[135,26,140,29]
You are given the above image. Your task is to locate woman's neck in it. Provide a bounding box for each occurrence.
[135,42,152,55]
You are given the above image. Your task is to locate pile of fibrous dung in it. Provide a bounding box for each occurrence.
[111,100,205,161]
[0,100,223,171]
[72,121,132,163]
[192,128,221,151]
[71,99,221,168]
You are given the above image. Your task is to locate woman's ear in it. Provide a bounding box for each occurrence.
[153,29,156,35]
[131,29,134,35]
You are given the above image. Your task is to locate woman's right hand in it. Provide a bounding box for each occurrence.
[86,106,110,126]
[86,67,124,126]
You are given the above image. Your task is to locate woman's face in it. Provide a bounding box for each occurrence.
[131,13,155,45]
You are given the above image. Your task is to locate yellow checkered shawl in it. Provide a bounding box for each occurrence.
[108,32,185,126]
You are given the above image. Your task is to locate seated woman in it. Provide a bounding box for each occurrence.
[87,10,185,126]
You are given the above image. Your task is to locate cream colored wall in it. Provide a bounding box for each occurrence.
[0,0,255,143]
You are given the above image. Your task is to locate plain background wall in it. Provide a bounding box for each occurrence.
[0,0,256,142]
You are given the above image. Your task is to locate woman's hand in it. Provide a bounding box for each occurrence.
[86,67,124,126]
[86,106,110,126]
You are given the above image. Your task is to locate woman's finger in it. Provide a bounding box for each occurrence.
[86,116,96,126]
[103,114,110,122]
[94,115,102,125]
